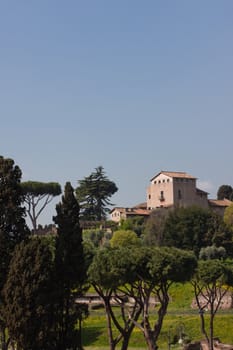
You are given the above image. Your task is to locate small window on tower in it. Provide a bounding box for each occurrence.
[178,189,182,199]
[160,191,164,201]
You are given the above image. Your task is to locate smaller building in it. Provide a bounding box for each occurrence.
[208,198,232,216]
[110,203,150,223]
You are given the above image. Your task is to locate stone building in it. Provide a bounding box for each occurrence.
[110,170,232,223]
[147,171,209,210]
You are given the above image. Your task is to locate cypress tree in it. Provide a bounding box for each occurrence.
[0,156,30,290]
[3,238,55,350]
[0,156,30,348]
[53,182,86,350]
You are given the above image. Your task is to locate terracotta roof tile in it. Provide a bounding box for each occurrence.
[151,171,196,181]
[126,208,150,216]
[208,199,233,207]
[110,207,126,213]
[133,202,147,209]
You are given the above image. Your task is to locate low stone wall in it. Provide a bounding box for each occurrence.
[184,339,233,350]
[191,291,233,310]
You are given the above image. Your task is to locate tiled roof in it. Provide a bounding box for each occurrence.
[110,206,150,216]
[208,199,233,207]
[126,208,150,216]
[133,202,147,209]
[151,171,196,181]
[110,207,126,213]
[196,188,209,195]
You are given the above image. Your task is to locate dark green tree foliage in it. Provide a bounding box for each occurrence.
[21,181,61,231]
[88,247,143,350]
[3,238,55,350]
[162,206,233,256]
[76,166,118,221]
[0,156,30,292]
[133,247,197,350]
[82,228,112,248]
[119,216,145,237]
[53,182,86,350]
[88,246,197,350]
[143,208,171,245]
[192,259,233,350]
[217,185,233,200]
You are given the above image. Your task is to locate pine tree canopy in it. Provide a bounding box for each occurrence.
[76,166,118,221]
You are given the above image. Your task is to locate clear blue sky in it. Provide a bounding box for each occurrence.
[1,1,233,227]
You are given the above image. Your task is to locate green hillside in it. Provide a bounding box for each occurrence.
[82,282,233,349]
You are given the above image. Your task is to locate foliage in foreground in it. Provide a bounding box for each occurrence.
[4,237,55,350]
[0,156,30,349]
[53,181,87,350]
[88,246,197,350]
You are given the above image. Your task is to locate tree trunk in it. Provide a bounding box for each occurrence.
[77,316,83,350]
[209,302,215,350]
[142,296,158,350]
[32,197,37,232]
[144,330,158,350]
[199,309,209,344]
[105,299,116,350]
[120,332,131,350]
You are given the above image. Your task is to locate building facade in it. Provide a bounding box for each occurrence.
[110,170,232,222]
[147,171,209,210]
[110,205,150,223]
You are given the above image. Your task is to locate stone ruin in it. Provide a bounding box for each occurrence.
[191,291,233,310]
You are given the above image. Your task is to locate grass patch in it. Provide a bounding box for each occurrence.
[82,282,233,349]
[168,282,194,311]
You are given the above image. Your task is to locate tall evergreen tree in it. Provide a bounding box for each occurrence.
[76,166,118,221]
[0,156,30,289]
[0,156,30,348]
[3,238,56,350]
[53,182,87,350]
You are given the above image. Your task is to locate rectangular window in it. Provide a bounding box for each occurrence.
[160,191,164,201]
[178,189,182,199]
